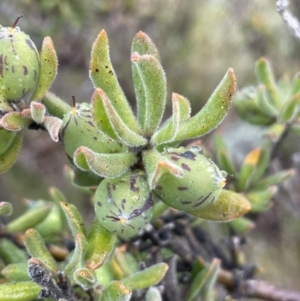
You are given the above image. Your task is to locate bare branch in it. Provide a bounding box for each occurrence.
[277,0,300,39]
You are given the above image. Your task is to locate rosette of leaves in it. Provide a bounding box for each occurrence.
[54,29,250,238]
[213,134,295,233]
[0,16,60,174]
[234,57,300,142]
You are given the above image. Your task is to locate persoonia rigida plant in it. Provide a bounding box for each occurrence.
[0,20,251,239]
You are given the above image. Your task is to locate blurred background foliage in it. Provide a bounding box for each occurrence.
[1,0,300,294]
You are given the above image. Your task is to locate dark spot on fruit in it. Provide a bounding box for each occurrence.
[181,163,191,171]
[87,120,95,127]
[156,185,162,191]
[0,54,3,77]
[128,194,153,221]
[181,201,191,205]
[105,65,108,68]
[106,215,120,221]
[193,192,212,208]
[180,151,196,160]
[130,176,139,192]
[97,201,102,207]
[170,155,179,161]
[11,65,15,73]
[95,68,99,72]
[93,137,97,140]
[178,187,187,191]
[23,65,28,76]
[4,56,9,67]
[25,39,39,60]
[209,196,215,205]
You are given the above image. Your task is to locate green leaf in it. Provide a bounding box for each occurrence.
[262,123,285,142]
[131,52,166,136]
[1,262,30,282]
[60,202,87,271]
[111,248,139,279]
[174,68,236,142]
[43,115,63,142]
[0,238,28,264]
[74,146,138,178]
[291,72,300,95]
[41,91,71,119]
[213,134,236,175]
[256,85,278,117]
[131,31,160,61]
[24,228,58,273]
[92,88,118,139]
[65,233,87,275]
[186,189,251,222]
[31,37,58,101]
[94,88,147,146]
[30,101,46,124]
[85,219,117,270]
[122,263,168,290]
[70,166,103,188]
[101,280,132,301]
[187,259,220,301]
[234,86,274,125]
[277,73,291,101]
[34,199,64,239]
[246,187,276,213]
[48,187,67,227]
[0,111,32,131]
[0,282,41,301]
[236,148,264,192]
[252,169,295,191]
[90,30,140,133]
[143,149,184,190]
[60,201,86,238]
[198,259,220,301]
[5,202,52,233]
[151,93,191,145]
[230,217,255,234]
[255,57,281,109]
[279,93,300,123]
[74,268,97,290]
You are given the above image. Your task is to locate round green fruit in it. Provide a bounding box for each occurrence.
[94,171,154,238]
[0,20,40,109]
[60,102,126,159]
[154,147,226,211]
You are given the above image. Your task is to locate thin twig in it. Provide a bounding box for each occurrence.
[277,0,300,39]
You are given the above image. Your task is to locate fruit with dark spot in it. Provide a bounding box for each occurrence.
[60,102,125,159]
[0,20,40,110]
[154,147,227,211]
[94,171,154,238]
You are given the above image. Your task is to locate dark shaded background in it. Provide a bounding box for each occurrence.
[1,0,300,293]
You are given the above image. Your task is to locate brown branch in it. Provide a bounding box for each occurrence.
[165,228,300,301]
[217,259,300,301]
[241,279,300,301]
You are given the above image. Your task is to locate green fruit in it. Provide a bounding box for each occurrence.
[0,19,40,110]
[60,102,126,159]
[154,147,226,211]
[94,171,154,238]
